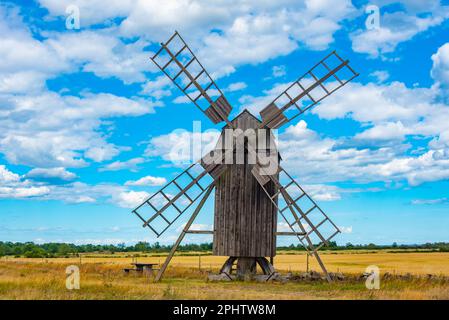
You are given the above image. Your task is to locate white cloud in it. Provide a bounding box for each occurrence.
[45,30,152,84]
[145,130,220,165]
[38,0,134,26]
[272,65,287,78]
[0,71,48,94]
[313,79,449,160]
[0,165,51,198]
[141,65,449,188]
[4,1,449,213]
[43,182,133,206]
[0,186,50,198]
[38,0,355,78]
[351,6,449,58]
[119,0,232,38]
[431,42,449,92]
[72,238,129,245]
[0,165,20,183]
[278,120,395,184]
[84,145,121,163]
[302,184,342,201]
[176,223,212,233]
[277,221,311,233]
[71,196,96,203]
[339,226,353,234]
[370,70,390,83]
[0,7,68,94]
[140,75,173,99]
[226,82,247,92]
[411,198,449,205]
[354,121,409,142]
[199,14,298,77]
[125,175,167,187]
[0,165,157,208]
[100,157,145,172]
[198,0,354,76]
[279,118,449,186]
[142,113,443,187]
[0,5,156,96]
[0,7,163,169]
[0,91,154,168]
[239,80,436,126]
[26,167,77,182]
[239,82,289,114]
[276,222,292,232]
[313,81,436,124]
[113,190,149,208]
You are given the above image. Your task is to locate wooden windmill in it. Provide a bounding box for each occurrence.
[132,31,359,282]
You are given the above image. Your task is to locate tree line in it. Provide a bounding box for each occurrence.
[0,241,448,258]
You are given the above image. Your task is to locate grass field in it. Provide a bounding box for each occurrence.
[1,250,449,300]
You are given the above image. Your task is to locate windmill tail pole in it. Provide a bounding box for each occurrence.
[313,251,332,282]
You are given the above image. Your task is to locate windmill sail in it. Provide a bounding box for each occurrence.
[259,51,358,129]
[260,166,340,252]
[151,31,233,125]
[132,161,224,237]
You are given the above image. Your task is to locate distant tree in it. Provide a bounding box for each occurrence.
[57,243,74,256]
[24,247,47,258]
[327,241,337,248]
[134,241,151,252]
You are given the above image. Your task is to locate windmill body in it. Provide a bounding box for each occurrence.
[131,31,359,282]
[213,111,278,260]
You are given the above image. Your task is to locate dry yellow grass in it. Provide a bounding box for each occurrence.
[1,251,448,300]
[7,250,448,275]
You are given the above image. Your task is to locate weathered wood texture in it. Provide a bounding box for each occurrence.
[213,111,279,257]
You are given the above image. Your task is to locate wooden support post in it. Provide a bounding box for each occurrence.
[236,258,257,278]
[312,251,331,282]
[154,185,214,282]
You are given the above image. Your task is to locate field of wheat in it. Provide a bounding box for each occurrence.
[1,251,449,300]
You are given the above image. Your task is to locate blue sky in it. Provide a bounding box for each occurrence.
[1,0,449,246]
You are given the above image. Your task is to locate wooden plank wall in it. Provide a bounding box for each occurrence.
[213,111,278,257]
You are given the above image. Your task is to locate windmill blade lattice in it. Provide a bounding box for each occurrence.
[260,166,340,253]
[132,162,219,237]
[151,31,232,125]
[259,51,358,129]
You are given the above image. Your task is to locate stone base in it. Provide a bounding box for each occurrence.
[208,270,345,283]
[208,273,233,282]
[208,272,287,282]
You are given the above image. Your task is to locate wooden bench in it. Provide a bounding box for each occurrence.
[124,263,159,275]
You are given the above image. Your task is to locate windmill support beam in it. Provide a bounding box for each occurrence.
[276,232,306,236]
[279,188,332,282]
[185,230,214,234]
[154,185,215,282]
[312,251,331,282]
